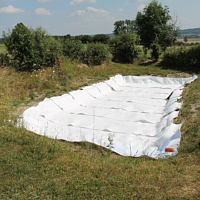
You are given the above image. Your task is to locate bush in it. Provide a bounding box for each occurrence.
[93,34,111,44]
[62,39,83,61]
[32,27,62,69]
[81,43,112,66]
[74,35,93,44]
[162,44,200,72]
[110,33,140,63]
[3,23,62,71]
[0,53,10,67]
[151,43,162,61]
[43,35,62,68]
[3,23,34,71]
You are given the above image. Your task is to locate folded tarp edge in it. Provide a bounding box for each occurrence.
[18,74,197,159]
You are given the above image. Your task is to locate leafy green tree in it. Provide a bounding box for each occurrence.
[75,35,92,44]
[135,0,179,50]
[81,43,112,66]
[44,35,62,67]
[125,19,135,34]
[64,34,72,41]
[110,33,140,63]
[62,39,83,61]
[113,20,135,36]
[184,36,188,43]
[113,20,126,36]
[93,34,111,44]
[3,23,34,70]
[54,35,60,40]
[0,53,10,66]
[3,23,61,71]
[151,43,162,61]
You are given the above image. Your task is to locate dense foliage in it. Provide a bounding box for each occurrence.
[1,1,199,70]
[3,23,62,71]
[135,0,179,50]
[81,43,112,66]
[74,35,93,44]
[151,43,162,61]
[162,44,200,72]
[110,33,140,63]
[62,39,83,61]
[0,53,10,66]
[3,23,33,71]
[113,20,135,36]
[92,34,111,44]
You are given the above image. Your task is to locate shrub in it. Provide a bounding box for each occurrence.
[162,44,200,72]
[74,35,93,44]
[3,23,61,71]
[32,27,62,69]
[3,23,34,71]
[110,33,140,63]
[62,39,83,61]
[151,43,162,61]
[81,43,112,66]
[43,35,62,68]
[0,53,10,67]
[93,34,111,44]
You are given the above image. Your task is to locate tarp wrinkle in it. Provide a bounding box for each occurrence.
[18,75,197,158]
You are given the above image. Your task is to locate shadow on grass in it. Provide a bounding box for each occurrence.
[138,59,200,74]
[139,60,155,66]
[59,139,155,161]
[159,62,200,74]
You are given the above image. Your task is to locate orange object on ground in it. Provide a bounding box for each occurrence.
[165,148,174,152]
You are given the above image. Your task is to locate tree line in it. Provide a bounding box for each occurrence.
[114,0,179,50]
[52,34,111,45]
[2,0,199,72]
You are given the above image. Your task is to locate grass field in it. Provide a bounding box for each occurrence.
[177,38,200,44]
[188,38,200,42]
[0,57,200,199]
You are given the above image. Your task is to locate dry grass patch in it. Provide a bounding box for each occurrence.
[0,60,199,199]
[177,38,200,44]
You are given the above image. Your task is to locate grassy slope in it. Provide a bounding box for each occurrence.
[0,60,200,199]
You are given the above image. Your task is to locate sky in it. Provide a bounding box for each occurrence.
[0,0,200,37]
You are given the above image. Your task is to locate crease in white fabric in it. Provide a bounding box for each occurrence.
[18,74,197,158]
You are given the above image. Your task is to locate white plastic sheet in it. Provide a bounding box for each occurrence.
[19,75,197,158]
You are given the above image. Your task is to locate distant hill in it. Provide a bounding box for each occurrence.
[106,33,114,38]
[107,29,200,38]
[178,28,200,37]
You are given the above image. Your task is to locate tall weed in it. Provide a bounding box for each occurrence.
[0,76,11,126]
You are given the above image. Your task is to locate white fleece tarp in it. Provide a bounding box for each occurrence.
[19,75,197,158]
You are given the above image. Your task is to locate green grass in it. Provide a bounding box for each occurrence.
[188,38,200,42]
[0,59,200,199]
